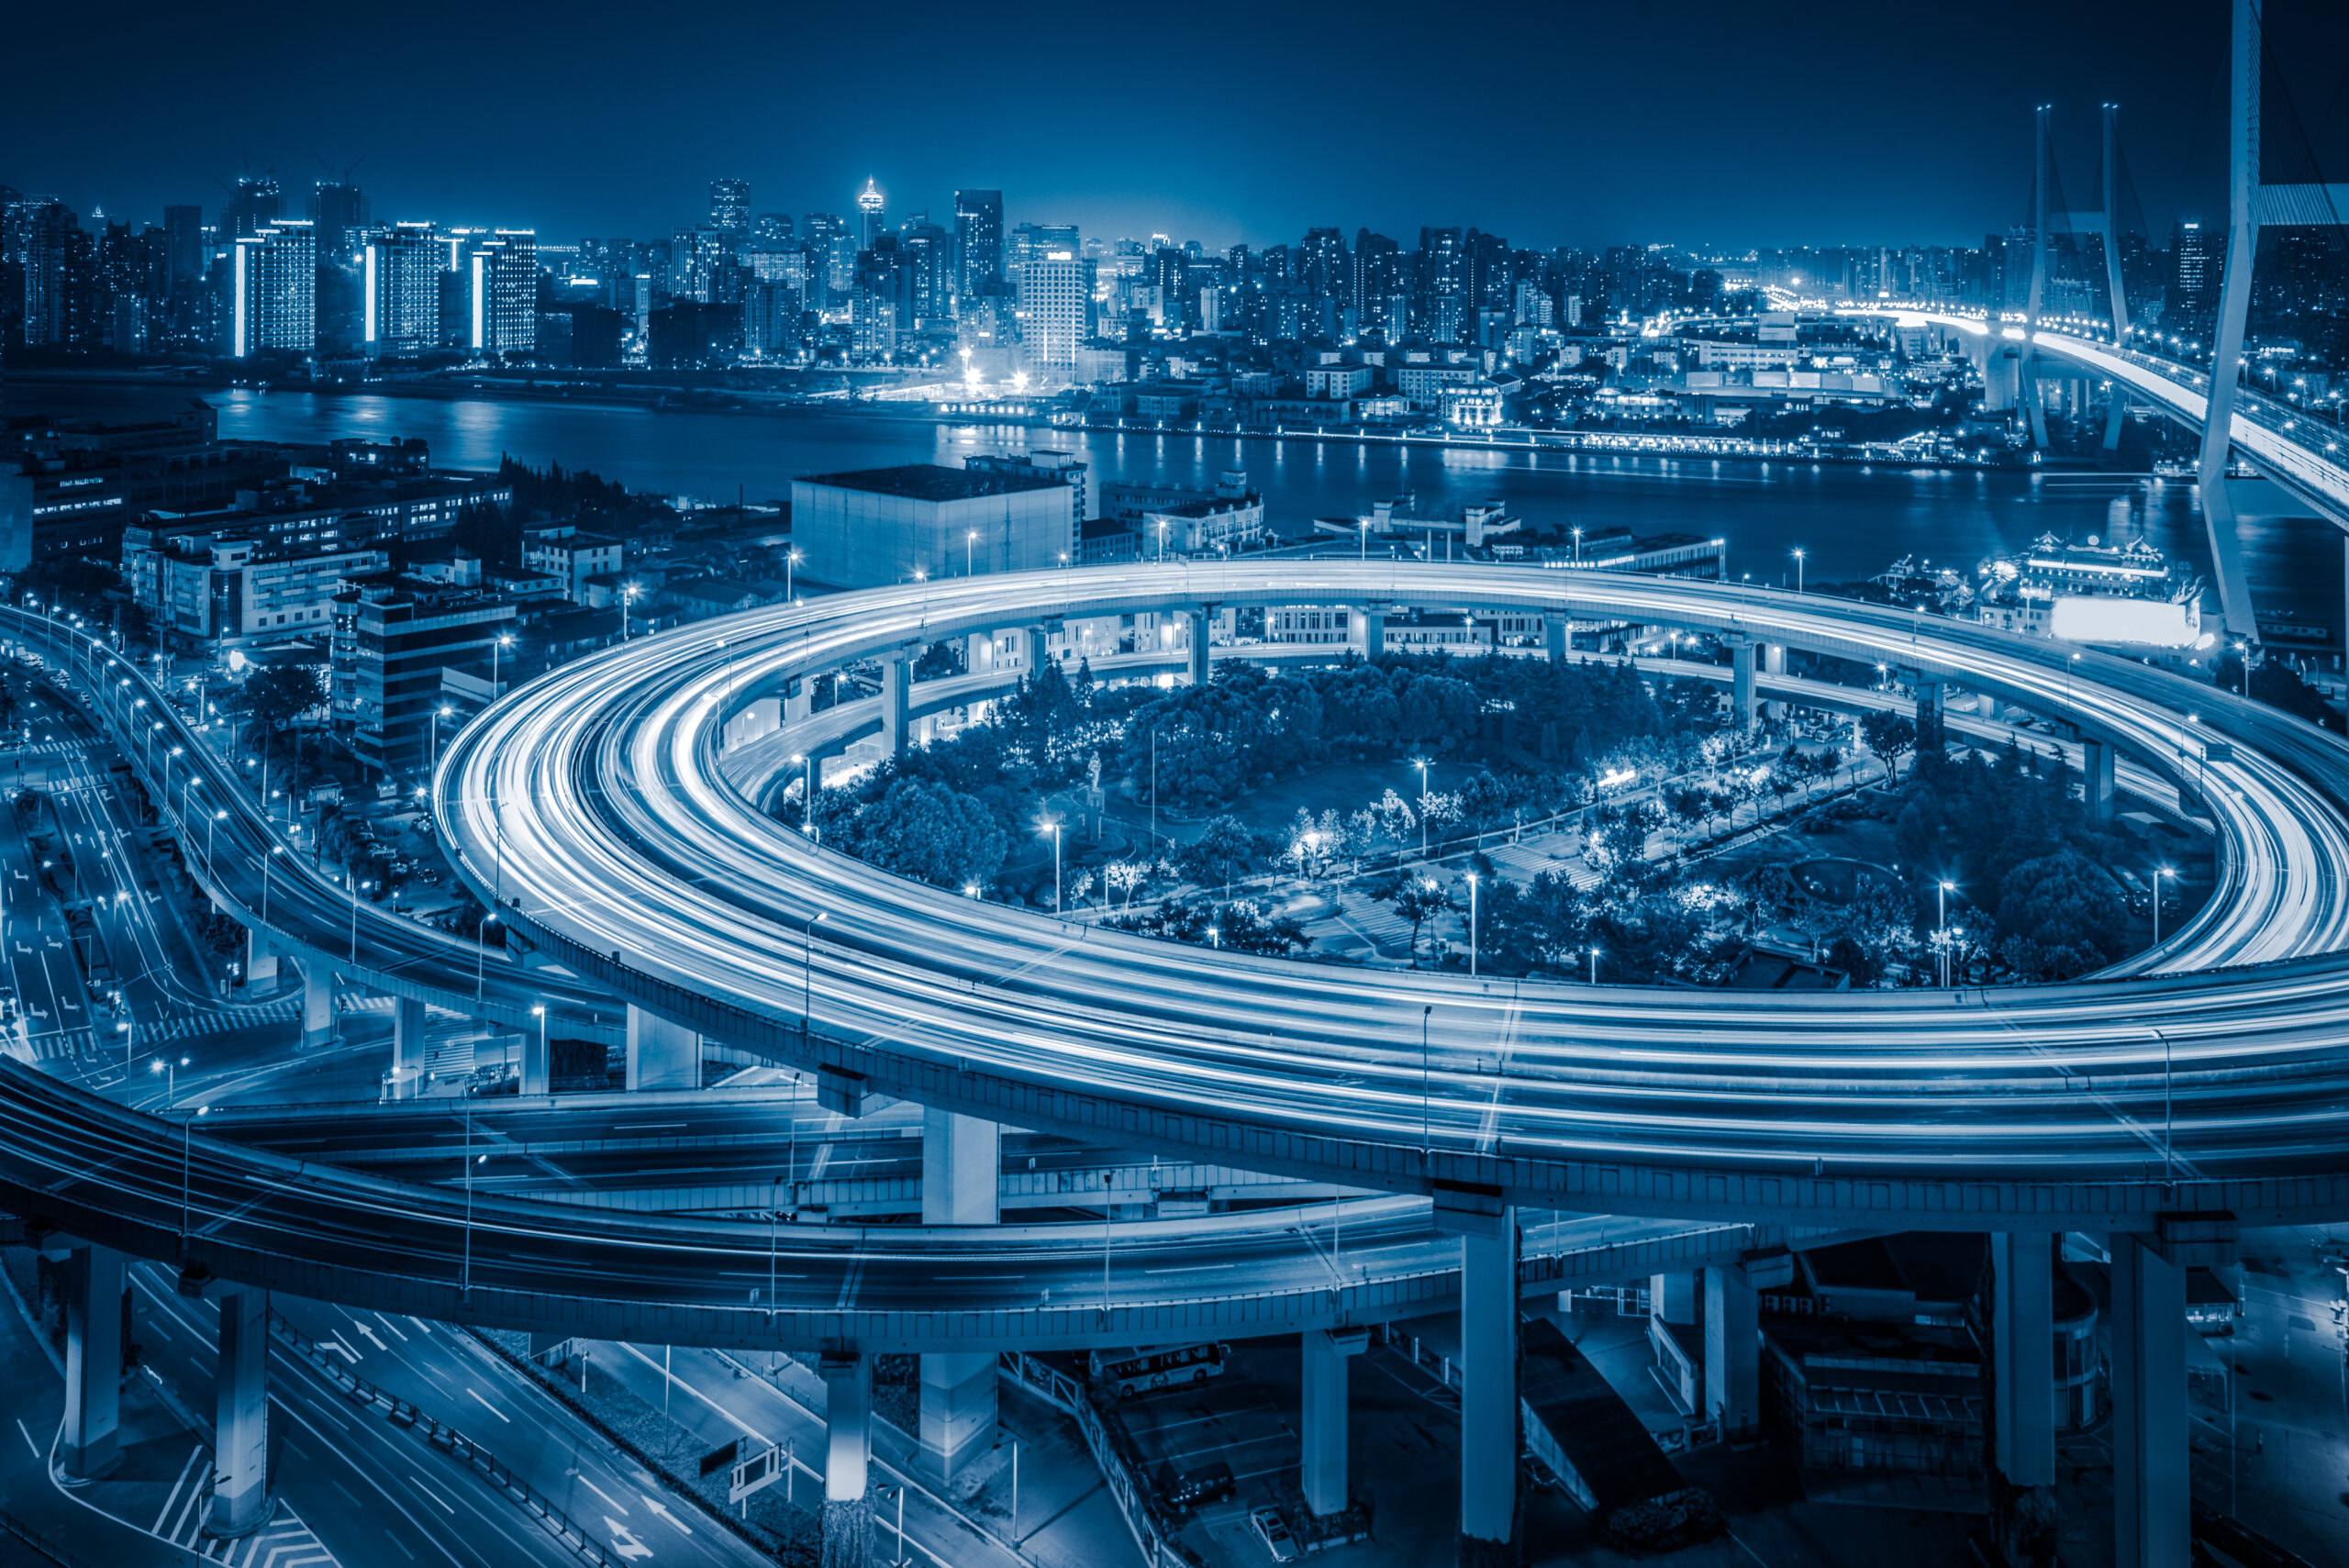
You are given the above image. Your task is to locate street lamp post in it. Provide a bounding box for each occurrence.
[786,549,802,602]
[1465,873,1478,977]
[492,632,513,701]
[260,843,284,928]
[1039,818,1064,916]
[2152,866,2173,944]
[179,1105,206,1242]
[800,911,827,1049]
[1412,758,1431,857]
[350,879,372,962]
[966,529,976,576]
[621,585,637,640]
[530,1004,545,1095]
[475,911,497,1004]
[207,807,225,870]
[1937,880,1955,987]
[1793,548,1806,594]
[1588,947,1601,985]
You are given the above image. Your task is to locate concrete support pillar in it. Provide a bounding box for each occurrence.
[2111,1236,2188,1568]
[521,1012,550,1096]
[389,996,426,1100]
[60,1244,122,1482]
[1703,1263,1759,1440]
[626,1003,699,1093]
[1649,1271,1695,1324]
[1991,1232,2055,1488]
[1458,1210,1519,1558]
[1729,637,1756,728]
[210,1287,271,1536]
[1188,608,1213,686]
[1909,676,1944,755]
[880,654,907,758]
[1022,626,1048,673]
[918,1109,999,1482]
[245,929,277,989]
[819,1352,873,1568]
[1301,1328,1367,1518]
[785,678,812,725]
[300,963,334,1051]
[1362,612,1385,659]
[2082,740,2116,826]
[1542,613,1569,662]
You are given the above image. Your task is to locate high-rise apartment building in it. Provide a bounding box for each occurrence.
[857,179,885,250]
[470,230,537,358]
[5,195,77,346]
[307,181,368,259]
[954,189,1004,299]
[221,175,282,240]
[2168,220,2222,325]
[232,218,315,357]
[364,222,440,355]
[1018,252,1086,379]
[709,179,751,239]
[751,212,794,250]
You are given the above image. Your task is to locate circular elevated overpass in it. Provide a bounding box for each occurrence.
[438,562,2349,1234]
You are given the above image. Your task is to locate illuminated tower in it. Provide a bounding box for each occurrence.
[857,178,885,250]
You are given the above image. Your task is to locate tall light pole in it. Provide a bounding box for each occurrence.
[179,1104,206,1242]
[1571,525,1582,565]
[786,549,802,602]
[350,879,372,962]
[1412,758,1431,858]
[260,843,284,927]
[2152,866,2173,944]
[966,529,976,577]
[530,1004,546,1094]
[475,911,497,1004]
[1793,548,1806,594]
[1039,818,1063,915]
[431,704,453,773]
[492,632,514,701]
[621,585,637,640]
[1464,873,1478,977]
[1937,880,1955,987]
[206,807,225,870]
[800,910,827,1049]
[1587,946,1601,985]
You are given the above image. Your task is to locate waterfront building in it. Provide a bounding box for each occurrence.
[954,189,1004,300]
[364,222,440,356]
[232,218,315,358]
[1970,532,2208,649]
[792,465,1074,589]
[470,230,537,359]
[964,450,1085,558]
[1018,254,1086,380]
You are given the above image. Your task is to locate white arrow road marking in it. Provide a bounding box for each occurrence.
[640,1495,693,1536]
[604,1519,653,1561]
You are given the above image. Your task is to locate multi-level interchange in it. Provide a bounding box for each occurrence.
[7,316,2349,1564]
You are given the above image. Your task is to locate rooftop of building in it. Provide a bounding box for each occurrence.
[798,464,1069,502]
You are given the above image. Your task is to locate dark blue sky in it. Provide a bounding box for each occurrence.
[8,0,2343,253]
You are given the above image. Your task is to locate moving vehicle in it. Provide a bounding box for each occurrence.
[1247,1507,1298,1563]
[1089,1341,1229,1399]
[1152,1460,1235,1512]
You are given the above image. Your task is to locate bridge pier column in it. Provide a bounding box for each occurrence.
[1543,613,1569,662]
[389,996,426,1100]
[1301,1328,1366,1518]
[300,963,335,1051]
[1703,1263,1759,1440]
[918,1109,999,1483]
[880,655,907,758]
[521,1011,550,1095]
[819,1351,874,1568]
[1649,1271,1695,1325]
[785,678,812,725]
[1188,607,1214,686]
[1992,1233,2055,1489]
[626,1004,699,1093]
[1457,1208,1519,1561]
[210,1286,271,1537]
[2081,740,2116,826]
[61,1242,123,1482]
[2111,1234,2187,1568]
[1362,612,1385,659]
[1728,637,1756,728]
[1022,626,1048,673]
[245,929,278,989]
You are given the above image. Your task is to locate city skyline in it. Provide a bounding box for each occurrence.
[9,0,2346,254]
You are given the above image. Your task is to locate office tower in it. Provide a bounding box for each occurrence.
[954,189,1004,299]
[470,229,537,358]
[364,222,440,355]
[2168,220,2222,324]
[161,206,205,295]
[672,226,731,304]
[902,219,950,326]
[857,179,885,250]
[231,218,315,357]
[6,195,77,345]
[1419,227,1464,342]
[222,174,282,239]
[744,271,803,359]
[801,213,849,305]
[709,179,751,239]
[1301,227,1346,311]
[307,181,368,259]
[1151,247,1187,329]
[852,237,909,359]
[1352,230,1399,333]
[751,212,794,250]
[1019,250,1085,379]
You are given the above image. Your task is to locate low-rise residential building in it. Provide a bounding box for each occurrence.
[524,526,625,603]
[123,522,389,652]
[1267,606,1354,645]
[334,577,518,777]
[1305,364,1372,397]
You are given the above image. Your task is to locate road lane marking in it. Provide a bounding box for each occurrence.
[639,1495,692,1536]
[15,1418,38,1458]
[463,1388,510,1423]
[604,1519,653,1561]
[409,1475,456,1514]
[573,1473,628,1513]
[383,1529,416,1561]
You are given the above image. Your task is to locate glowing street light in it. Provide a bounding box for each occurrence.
[1038,817,1064,916]
[1792,548,1806,594]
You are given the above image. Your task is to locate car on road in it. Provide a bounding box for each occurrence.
[1152,1459,1234,1512]
[1247,1507,1298,1562]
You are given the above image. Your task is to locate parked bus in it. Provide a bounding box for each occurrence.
[1088,1341,1230,1398]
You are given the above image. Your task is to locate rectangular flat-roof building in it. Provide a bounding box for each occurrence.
[792,463,1075,589]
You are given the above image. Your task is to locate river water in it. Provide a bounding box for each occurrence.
[11,380,2343,647]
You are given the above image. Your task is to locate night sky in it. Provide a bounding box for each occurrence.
[9,0,2347,253]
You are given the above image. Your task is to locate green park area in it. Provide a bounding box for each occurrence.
[795,648,2211,990]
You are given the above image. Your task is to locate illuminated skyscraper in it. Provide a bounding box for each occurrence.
[307,180,368,259]
[709,179,751,239]
[1018,251,1085,379]
[954,188,1004,299]
[469,229,537,359]
[231,219,315,357]
[857,178,885,250]
[363,221,440,355]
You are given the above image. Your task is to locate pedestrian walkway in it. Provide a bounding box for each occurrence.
[21,998,302,1062]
